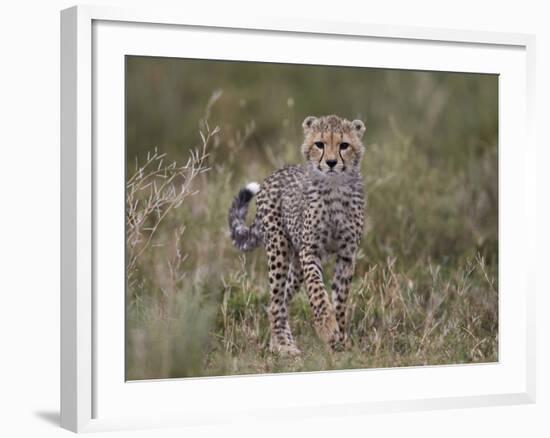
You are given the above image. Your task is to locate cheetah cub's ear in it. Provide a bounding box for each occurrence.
[351,119,366,139]
[302,116,317,133]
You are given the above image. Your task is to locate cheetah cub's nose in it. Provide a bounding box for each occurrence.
[326,159,337,168]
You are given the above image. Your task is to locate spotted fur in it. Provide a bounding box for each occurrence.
[228,115,366,354]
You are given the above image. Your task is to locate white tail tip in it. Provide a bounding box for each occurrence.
[246,182,261,195]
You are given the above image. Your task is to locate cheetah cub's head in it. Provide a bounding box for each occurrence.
[301,115,365,177]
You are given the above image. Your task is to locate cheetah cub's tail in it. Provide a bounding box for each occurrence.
[228,182,263,252]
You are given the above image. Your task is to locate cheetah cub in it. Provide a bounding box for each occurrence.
[228,115,365,354]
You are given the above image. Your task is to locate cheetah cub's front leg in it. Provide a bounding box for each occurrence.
[300,247,342,350]
[300,197,343,351]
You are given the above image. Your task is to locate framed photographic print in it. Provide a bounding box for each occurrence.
[60,4,536,433]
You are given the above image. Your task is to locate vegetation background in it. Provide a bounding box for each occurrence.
[125,56,498,380]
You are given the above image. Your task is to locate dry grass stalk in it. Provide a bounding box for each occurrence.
[126,94,221,287]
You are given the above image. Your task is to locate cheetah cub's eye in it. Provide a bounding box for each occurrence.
[339,142,350,150]
[314,141,325,149]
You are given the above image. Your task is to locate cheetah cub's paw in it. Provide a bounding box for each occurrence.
[329,337,347,352]
[342,335,353,350]
[316,314,342,351]
[269,341,301,357]
[331,333,354,352]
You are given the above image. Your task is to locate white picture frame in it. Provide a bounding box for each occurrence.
[60,4,536,433]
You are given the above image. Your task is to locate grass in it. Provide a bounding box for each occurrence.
[125,57,498,380]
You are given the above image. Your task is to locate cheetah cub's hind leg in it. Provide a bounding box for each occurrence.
[275,251,304,354]
[265,234,301,356]
[331,253,356,349]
